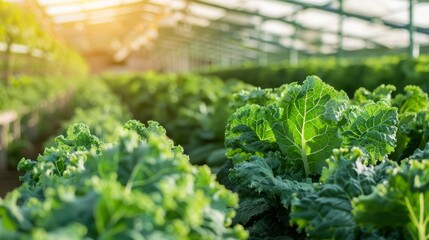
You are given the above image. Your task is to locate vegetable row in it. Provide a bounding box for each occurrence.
[223,76,429,239]
[0,78,247,239]
[0,75,80,113]
[102,72,429,238]
[206,55,429,96]
[102,72,253,172]
[2,73,429,239]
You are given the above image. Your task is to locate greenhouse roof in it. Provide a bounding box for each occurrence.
[10,0,429,69]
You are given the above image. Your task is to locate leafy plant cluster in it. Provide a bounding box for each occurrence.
[102,72,253,172]
[4,77,116,169]
[1,75,90,169]
[4,73,429,239]
[0,77,247,239]
[0,75,80,113]
[224,75,429,239]
[54,77,132,143]
[206,55,429,96]
[0,120,247,239]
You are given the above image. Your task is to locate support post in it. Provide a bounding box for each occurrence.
[290,12,299,65]
[337,0,344,59]
[2,42,12,86]
[0,124,8,170]
[13,119,20,140]
[408,0,418,58]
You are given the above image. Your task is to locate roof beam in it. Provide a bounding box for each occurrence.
[175,10,302,52]
[154,38,255,61]
[156,27,264,61]
[275,0,429,35]
[194,23,291,53]
[190,0,395,48]
[151,43,254,66]
[157,29,254,57]
[170,21,291,55]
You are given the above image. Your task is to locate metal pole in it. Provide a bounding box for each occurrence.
[290,32,298,64]
[337,0,344,59]
[0,124,8,170]
[290,12,299,65]
[409,0,418,58]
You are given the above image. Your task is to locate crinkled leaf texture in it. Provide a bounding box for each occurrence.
[228,151,313,239]
[230,87,278,110]
[268,76,348,176]
[225,104,278,163]
[1,121,248,240]
[391,85,429,161]
[392,112,428,161]
[290,148,397,240]
[226,76,398,178]
[353,84,396,105]
[224,76,399,239]
[392,85,429,114]
[409,142,429,160]
[353,159,429,240]
[341,102,398,163]
[18,123,101,188]
[230,155,314,208]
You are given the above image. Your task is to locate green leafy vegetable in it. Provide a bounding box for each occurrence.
[268,77,348,176]
[353,84,396,105]
[391,85,429,161]
[290,148,397,239]
[225,76,398,239]
[353,159,429,240]
[1,121,247,239]
[341,102,398,162]
[225,104,277,163]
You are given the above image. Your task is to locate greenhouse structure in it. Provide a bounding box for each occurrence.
[1,0,429,239]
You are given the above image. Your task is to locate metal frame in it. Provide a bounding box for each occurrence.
[20,0,427,71]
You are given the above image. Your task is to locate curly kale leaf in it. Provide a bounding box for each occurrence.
[268,76,348,176]
[353,84,396,105]
[225,104,278,163]
[353,160,429,240]
[290,148,397,240]
[18,123,101,188]
[4,121,248,239]
[341,102,398,163]
[390,85,429,161]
